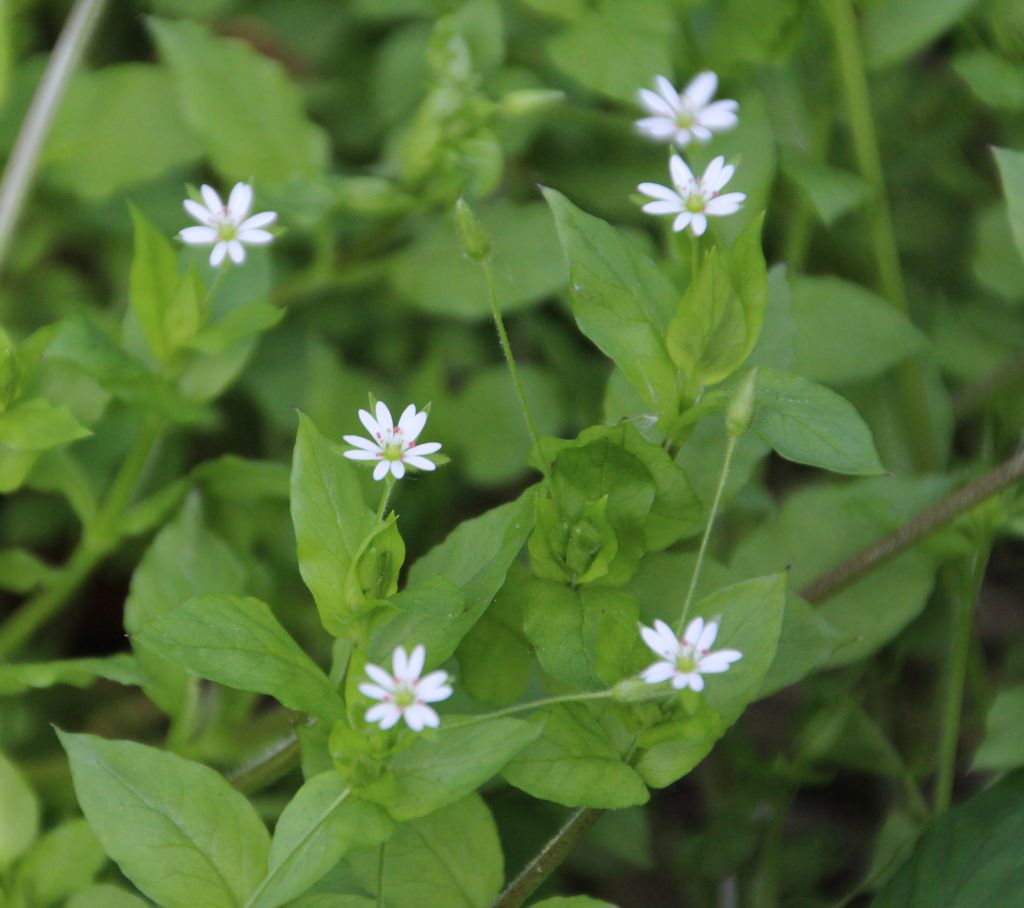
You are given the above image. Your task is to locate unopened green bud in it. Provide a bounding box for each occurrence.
[455,197,492,262]
[726,368,758,439]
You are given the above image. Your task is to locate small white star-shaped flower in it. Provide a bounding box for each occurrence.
[639,617,742,692]
[178,182,276,267]
[360,644,453,732]
[638,154,746,236]
[343,401,442,482]
[636,73,738,148]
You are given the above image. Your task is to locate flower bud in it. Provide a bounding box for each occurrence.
[501,89,565,118]
[726,367,758,439]
[455,197,492,262]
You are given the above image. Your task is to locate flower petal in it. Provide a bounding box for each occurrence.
[359,683,389,700]
[641,621,678,659]
[392,645,409,679]
[239,211,277,231]
[358,408,381,439]
[638,181,680,202]
[404,704,438,731]
[227,240,246,264]
[697,619,719,652]
[344,434,381,452]
[699,650,743,673]
[683,617,704,649]
[654,74,681,108]
[406,441,441,457]
[184,199,215,225]
[407,644,426,679]
[635,117,678,140]
[691,125,713,143]
[641,661,677,684]
[344,449,379,461]
[405,456,437,471]
[201,184,224,215]
[669,154,695,190]
[210,241,228,267]
[705,193,745,216]
[702,156,725,191]
[373,460,390,481]
[367,703,401,729]
[419,683,453,704]
[638,87,675,117]
[238,229,274,245]
[690,213,708,236]
[642,200,684,215]
[672,211,693,233]
[399,406,427,442]
[365,663,394,689]
[698,102,738,131]
[179,226,217,245]
[685,71,718,108]
[227,182,253,223]
[390,460,406,480]
[375,400,394,434]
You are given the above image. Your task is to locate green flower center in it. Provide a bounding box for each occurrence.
[675,653,697,673]
[382,441,404,462]
[675,109,695,129]
[685,194,706,213]
[393,686,416,708]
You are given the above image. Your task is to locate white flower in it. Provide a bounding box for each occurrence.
[639,617,742,692]
[343,401,442,481]
[638,154,745,236]
[636,73,738,147]
[360,644,453,732]
[178,182,277,267]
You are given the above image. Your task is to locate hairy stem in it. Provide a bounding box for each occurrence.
[490,807,604,908]
[934,542,990,813]
[442,690,616,733]
[376,843,386,908]
[482,259,552,485]
[678,434,737,634]
[376,480,393,522]
[823,0,938,470]
[800,448,1024,604]
[0,0,109,272]
[0,416,162,657]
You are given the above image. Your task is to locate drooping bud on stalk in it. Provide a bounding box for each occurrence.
[455,197,492,263]
[726,367,758,439]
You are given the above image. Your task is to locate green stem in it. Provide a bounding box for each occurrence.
[490,807,604,908]
[443,690,615,733]
[0,415,162,658]
[934,542,990,813]
[677,434,737,635]
[823,0,938,470]
[376,481,393,522]
[481,258,552,485]
[0,0,108,273]
[376,843,386,908]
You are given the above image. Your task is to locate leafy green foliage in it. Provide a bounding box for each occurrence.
[59,732,270,908]
[0,752,38,868]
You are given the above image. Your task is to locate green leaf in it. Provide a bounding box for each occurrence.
[345,795,503,908]
[0,547,57,593]
[0,398,90,451]
[65,885,149,908]
[752,368,884,475]
[125,498,248,715]
[872,771,1024,906]
[58,731,270,908]
[972,686,1024,772]
[954,50,1024,111]
[192,455,290,500]
[135,595,345,722]
[781,155,872,226]
[187,302,285,355]
[789,276,926,384]
[375,487,535,667]
[129,205,179,365]
[12,819,105,906]
[543,187,681,422]
[45,63,201,197]
[993,146,1024,263]
[972,204,1024,303]
[634,575,786,788]
[732,479,940,665]
[503,704,649,808]
[390,200,566,319]
[523,580,646,689]
[863,0,981,70]
[547,0,674,102]
[291,413,401,636]
[362,718,540,820]
[246,773,391,908]
[0,751,38,868]
[532,899,619,908]
[47,317,211,425]
[0,654,142,696]
[150,17,328,183]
